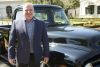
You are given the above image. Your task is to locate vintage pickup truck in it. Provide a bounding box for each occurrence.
[0,4,100,67]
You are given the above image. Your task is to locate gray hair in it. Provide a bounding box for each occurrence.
[23,3,34,11]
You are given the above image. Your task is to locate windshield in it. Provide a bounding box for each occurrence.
[53,10,69,25]
[15,11,24,20]
[15,7,69,26]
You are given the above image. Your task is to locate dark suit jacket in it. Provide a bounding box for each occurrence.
[8,19,49,64]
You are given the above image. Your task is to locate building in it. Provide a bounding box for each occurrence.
[80,0,100,18]
[0,0,24,19]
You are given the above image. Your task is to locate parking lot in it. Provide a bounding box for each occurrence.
[0,57,10,67]
[0,61,10,67]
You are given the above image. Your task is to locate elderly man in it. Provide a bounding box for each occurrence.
[8,3,49,67]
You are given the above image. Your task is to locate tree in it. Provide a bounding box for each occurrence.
[24,0,48,4]
[24,0,64,6]
[69,0,79,9]
[24,0,39,4]
[62,0,80,16]
[48,0,64,8]
[70,0,80,16]
[61,0,80,9]
[24,0,32,2]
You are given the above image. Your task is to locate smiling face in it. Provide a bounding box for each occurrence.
[23,3,34,21]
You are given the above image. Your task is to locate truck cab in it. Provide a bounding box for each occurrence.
[13,4,69,28]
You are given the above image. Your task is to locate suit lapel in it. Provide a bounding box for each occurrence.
[23,20,29,39]
[22,19,38,41]
[33,20,37,39]
[23,20,26,33]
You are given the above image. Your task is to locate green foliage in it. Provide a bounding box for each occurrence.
[70,0,80,8]
[51,0,64,8]
[63,0,80,9]
[24,0,64,7]
[24,0,80,9]
[25,0,48,4]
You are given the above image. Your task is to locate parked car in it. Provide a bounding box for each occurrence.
[0,4,100,67]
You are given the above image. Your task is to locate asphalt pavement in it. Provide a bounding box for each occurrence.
[0,57,10,67]
[0,61,10,67]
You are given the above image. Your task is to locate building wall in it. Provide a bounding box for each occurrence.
[68,8,79,18]
[79,0,100,18]
[0,1,23,19]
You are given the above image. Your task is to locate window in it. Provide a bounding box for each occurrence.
[15,11,24,20]
[85,5,94,14]
[6,6,12,18]
[16,10,47,21]
[54,10,68,25]
[97,6,100,14]
[35,10,47,20]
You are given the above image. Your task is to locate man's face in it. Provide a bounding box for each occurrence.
[23,4,34,21]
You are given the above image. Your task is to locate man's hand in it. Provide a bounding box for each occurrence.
[43,57,49,64]
[8,59,16,65]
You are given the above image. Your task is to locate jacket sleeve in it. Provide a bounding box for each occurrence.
[8,20,17,59]
[42,22,49,57]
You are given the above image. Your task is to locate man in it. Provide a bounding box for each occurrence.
[8,3,49,67]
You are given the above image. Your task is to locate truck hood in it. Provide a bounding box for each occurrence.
[65,26,100,37]
[50,44,92,63]
[48,26,100,39]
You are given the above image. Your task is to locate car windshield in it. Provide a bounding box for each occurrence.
[53,10,69,25]
[15,7,69,26]
[35,8,69,26]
